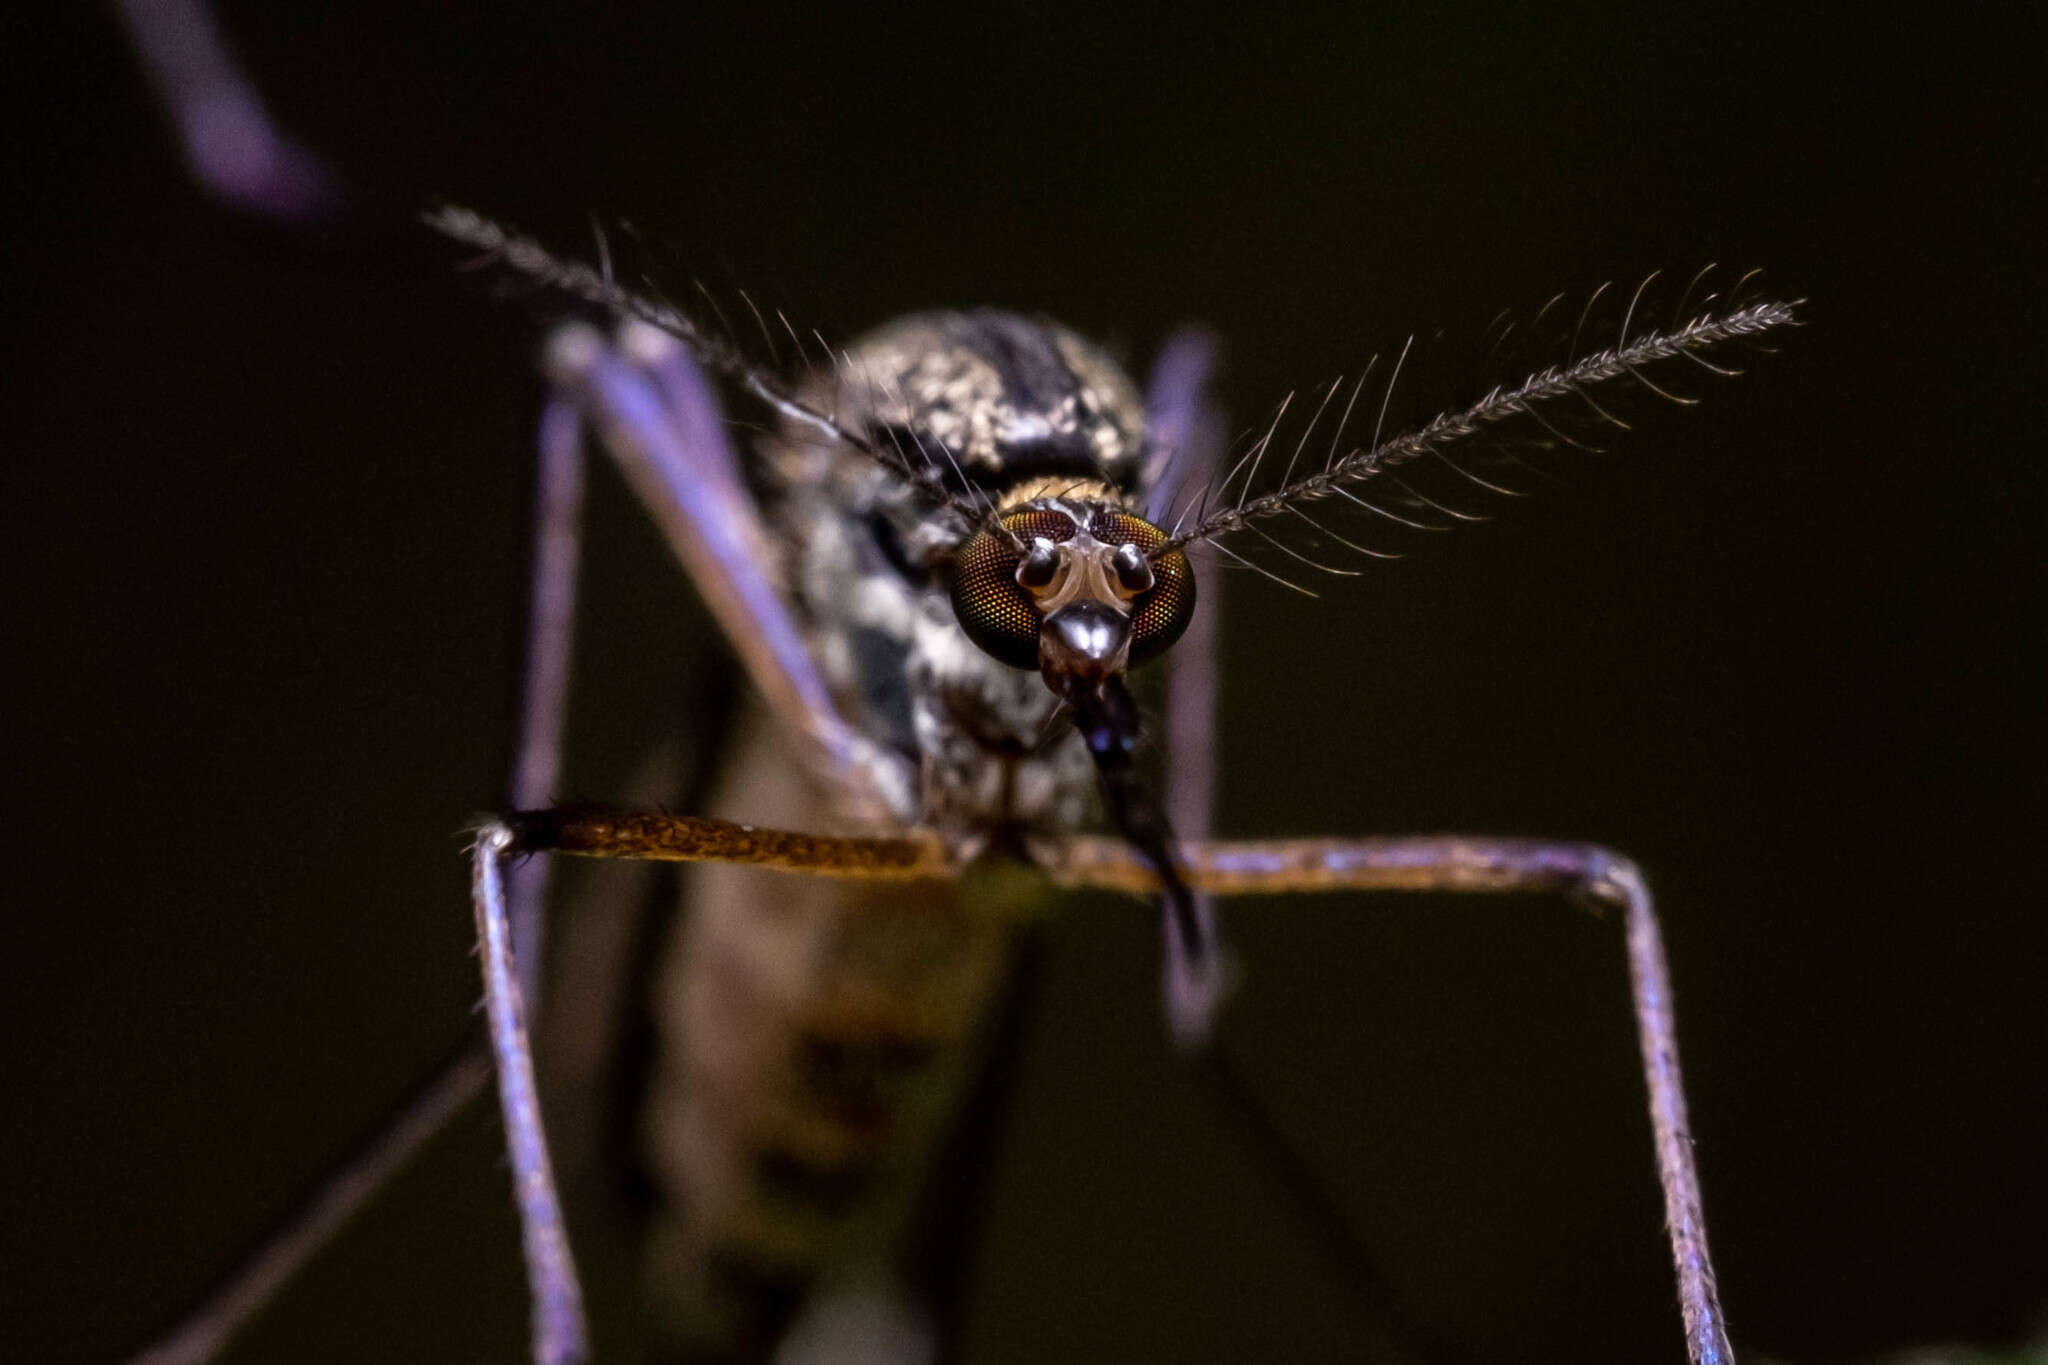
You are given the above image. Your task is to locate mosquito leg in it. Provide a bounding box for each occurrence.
[1192,1040,1480,1365]
[125,396,594,1365]
[435,398,605,1365]
[474,827,589,1365]
[501,807,950,879]
[898,930,1048,1364]
[544,323,915,821]
[123,1040,492,1365]
[1142,327,1219,506]
[505,397,586,995]
[469,811,955,1362]
[1050,834,1735,1365]
[1147,329,1232,1048]
[115,0,343,225]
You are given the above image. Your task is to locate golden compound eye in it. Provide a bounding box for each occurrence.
[1089,511,1195,667]
[950,511,1075,670]
[951,508,1196,672]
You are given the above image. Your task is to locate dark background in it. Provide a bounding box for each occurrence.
[9,4,2042,1363]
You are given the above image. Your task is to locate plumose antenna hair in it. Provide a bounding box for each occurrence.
[1155,272,1800,576]
[112,124,1797,1361]
[427,206,1013,544]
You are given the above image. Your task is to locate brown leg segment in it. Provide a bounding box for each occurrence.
[469,811,959,1362]
[1048,833,1735,1365]
[504,808,951,880]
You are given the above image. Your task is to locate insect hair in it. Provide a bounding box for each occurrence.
[426,205,1023,548]
[1158,281,1801,558]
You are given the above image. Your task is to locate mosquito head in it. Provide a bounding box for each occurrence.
[951,501,1195,691]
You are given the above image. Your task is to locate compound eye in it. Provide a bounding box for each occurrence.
[1089,511,1197,668]
[1111,542,1153,595]
[1016,538,1061,590]
[951,510,1077,671]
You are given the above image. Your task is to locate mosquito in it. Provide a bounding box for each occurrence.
[132,236,1795,1365]
[115,12,1799,1360]
[455,218,1798,1365]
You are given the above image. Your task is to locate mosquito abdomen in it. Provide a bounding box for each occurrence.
[633,707,1017,1361]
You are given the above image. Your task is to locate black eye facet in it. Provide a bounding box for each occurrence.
[1090,512,1196,667]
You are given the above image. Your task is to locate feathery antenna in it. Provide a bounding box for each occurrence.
[426,206,1003,536]
[1158,292,1800,557]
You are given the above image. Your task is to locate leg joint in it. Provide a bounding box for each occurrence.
[1566,843,1648,915]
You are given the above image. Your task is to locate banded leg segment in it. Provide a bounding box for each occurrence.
[1050,834,1734,1365]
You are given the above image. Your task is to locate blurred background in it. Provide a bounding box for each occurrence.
[8,3,2042,1362]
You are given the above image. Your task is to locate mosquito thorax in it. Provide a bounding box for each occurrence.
[950,489,1195,687]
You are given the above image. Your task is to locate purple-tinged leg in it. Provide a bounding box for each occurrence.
[122,338,596,1365]
[546,323,912,820]
[504,398,586,997]
[115,0,343,225]
[1051,833,1736,1365]
[124,1044,491,1365]
[620,321,752,507]
[1142,327,1221,516]
[469,798,957,1365]
[473,825,588,1365]
[468,398,605,1364]
[463,322,934,1365]
[1147,329,1232,1048]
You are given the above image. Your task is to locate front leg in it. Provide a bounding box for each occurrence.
[1049,834,1734,1365]
[469,810,959,1364]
